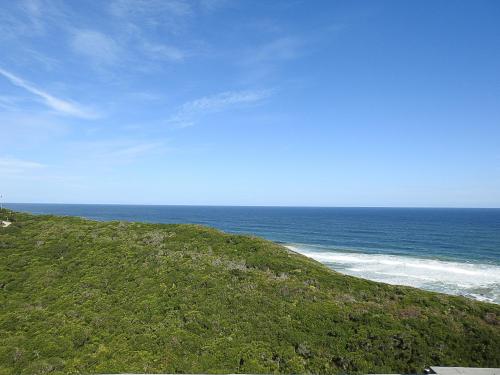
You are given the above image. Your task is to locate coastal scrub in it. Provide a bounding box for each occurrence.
[0,209,499,374]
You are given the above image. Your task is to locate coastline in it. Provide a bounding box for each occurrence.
[2,209,499,373]
[283,244,500,304]
[4,204,500,304]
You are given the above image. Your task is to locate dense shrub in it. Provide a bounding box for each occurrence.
[0,209,499,374]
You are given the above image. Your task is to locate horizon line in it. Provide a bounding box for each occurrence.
[3,202,500,209]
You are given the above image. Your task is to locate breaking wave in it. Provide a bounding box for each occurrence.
[286,244,500,304]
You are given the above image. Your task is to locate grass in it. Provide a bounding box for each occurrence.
[0,208,499,374]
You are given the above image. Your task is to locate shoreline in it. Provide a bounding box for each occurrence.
[283,243,500,305]
[3,207,500,304]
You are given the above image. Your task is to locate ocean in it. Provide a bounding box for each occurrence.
[5,203,500,304]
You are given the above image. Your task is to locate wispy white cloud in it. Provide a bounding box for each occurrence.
[0,0,44,39]
[1,0,70,40]
[70,29,120,66]
[22,48,60,71]
[183,90,272,112]
[109,0,192,33]
[69,139,166,165]
[169,89,273,127]
[19,0,45,33]
[0,68,98,119]
[104,141,165,159]
[107,1,190,64]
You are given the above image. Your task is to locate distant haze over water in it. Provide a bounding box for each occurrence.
[6,203,500,304]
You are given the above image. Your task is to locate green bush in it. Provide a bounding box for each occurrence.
[0,209,499,374]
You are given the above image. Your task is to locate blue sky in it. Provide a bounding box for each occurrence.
[1,0,499,207]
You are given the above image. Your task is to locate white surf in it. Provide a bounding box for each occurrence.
[285,244,500,304]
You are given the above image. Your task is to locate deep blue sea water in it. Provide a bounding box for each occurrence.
[5,203,500,303]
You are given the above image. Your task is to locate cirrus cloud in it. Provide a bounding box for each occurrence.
[0,67,98,119]
[70,29,120,66]
[169,89,273,128]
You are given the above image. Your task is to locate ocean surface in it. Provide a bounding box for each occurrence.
[5,203,500,304]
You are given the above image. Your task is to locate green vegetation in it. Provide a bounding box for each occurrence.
[0,209,499,375]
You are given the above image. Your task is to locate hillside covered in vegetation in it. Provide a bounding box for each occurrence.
[0,209,499,374]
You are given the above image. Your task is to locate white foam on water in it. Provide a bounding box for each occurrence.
[285,244,500,304]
